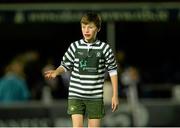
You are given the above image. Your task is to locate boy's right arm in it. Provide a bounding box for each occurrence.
[44,66,65,79]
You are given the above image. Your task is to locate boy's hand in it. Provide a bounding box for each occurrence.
[112,96,119,112]
[44,70,57,79]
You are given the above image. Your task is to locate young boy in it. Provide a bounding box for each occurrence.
[45,12,119,127]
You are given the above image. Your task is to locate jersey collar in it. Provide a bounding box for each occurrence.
[81,39,99,45]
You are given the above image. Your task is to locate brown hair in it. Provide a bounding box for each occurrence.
[80,12,102,29]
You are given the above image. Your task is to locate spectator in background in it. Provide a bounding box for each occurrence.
[0,55,31,103]
[116,50,143,98]
[22,50,44,100]
[115,50,127,98]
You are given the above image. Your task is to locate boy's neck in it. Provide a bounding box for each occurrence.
[84,38,96,43]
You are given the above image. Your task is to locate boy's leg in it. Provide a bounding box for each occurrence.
[72,114,84,127]
[85,99,105,127]
[88,118,101,127]
[67,99,86,127]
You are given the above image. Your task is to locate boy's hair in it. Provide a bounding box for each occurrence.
[80,12,102,29]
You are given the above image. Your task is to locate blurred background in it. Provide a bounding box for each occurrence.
[0,0,180,127]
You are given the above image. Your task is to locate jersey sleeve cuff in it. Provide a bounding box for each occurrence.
[108,69,117,76]
[60,65,67,72]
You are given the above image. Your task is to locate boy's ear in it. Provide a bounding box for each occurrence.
[98,28,101,32]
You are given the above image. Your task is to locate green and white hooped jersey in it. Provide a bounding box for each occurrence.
[61,39,117,99]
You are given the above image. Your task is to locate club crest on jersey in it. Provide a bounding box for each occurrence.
[96,52,101,57]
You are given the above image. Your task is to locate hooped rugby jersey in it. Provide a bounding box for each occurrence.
[61,39,117,99]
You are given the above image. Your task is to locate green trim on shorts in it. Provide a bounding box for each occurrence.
[67,99,105,119]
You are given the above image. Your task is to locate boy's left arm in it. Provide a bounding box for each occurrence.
[110,74,119,112]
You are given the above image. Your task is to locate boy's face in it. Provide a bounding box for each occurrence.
[81,22,100,43]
